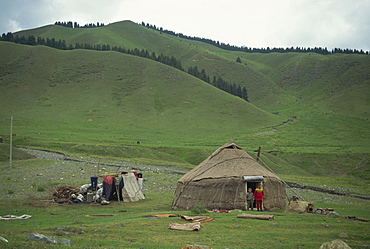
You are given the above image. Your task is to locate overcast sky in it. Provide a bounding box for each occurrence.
[1,0,369,51]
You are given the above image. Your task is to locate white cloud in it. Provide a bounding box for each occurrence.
[7,20,22,33]
[0,0,369,51]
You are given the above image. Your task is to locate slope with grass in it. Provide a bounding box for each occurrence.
[15,20,370,115]
[1,20,369,180]
[0,42,282,147]
[15,21,299,110]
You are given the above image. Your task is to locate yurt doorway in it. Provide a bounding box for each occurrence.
[243,176,264,209]
[246,181,259,191]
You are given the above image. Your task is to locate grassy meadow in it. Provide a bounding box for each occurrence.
[0,197,368,248]
[0,20,369,248]
[0,155,369,249]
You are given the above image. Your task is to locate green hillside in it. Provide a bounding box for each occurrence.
[16,21,370,115]
[16,21,299,110]
[1,20,369,179]
[0,42,281,143]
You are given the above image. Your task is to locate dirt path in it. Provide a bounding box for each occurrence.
[266,116,298,129]
[285,181,370,200]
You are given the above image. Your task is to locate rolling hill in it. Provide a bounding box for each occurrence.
[0,20,369,178]
[14,21,370,116]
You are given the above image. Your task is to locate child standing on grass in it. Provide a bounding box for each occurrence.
[246,188,254,211]
[254,183,264,211]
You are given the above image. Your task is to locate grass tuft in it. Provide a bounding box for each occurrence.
[190,204,208,215]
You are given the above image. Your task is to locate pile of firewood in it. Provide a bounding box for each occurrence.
[52,185,81,203]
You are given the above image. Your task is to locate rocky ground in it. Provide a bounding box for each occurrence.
[0,148,368,207]
[19,148,190,175]
[0,148,187,199]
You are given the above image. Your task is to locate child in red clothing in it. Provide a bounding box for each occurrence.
[254,183,264,211]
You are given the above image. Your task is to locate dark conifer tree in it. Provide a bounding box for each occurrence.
[242,87,249,101]
[27,35,36,45]
[150,52,157,60]
[37,36,45,45]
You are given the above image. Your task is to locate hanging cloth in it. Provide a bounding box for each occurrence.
[102,175,115,200]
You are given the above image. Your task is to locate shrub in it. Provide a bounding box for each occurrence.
[37,186,45,192]
[190,204,208,215]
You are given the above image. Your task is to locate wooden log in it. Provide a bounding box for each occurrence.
[237,213,274,220]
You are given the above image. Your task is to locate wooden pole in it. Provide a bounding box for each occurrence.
[116,185,120,203]
[256,147,261,161]
[9,116,13,169]
[96,158,100,177]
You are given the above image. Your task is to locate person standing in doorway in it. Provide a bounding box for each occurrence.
[246,188,255,211]
[254,183,264,211]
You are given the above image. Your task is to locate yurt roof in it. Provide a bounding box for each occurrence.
[178,143,279,183]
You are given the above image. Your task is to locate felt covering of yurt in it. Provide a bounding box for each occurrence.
[172,143,286,210]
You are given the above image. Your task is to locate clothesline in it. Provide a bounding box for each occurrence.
[98,173,126,177]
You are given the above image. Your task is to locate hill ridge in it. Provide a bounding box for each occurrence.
[38,19,370,55]
[0,30,250,102]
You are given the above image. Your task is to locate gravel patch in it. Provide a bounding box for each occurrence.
[20,148,67,161]
[19,148,190,175]
[0,148,187,199]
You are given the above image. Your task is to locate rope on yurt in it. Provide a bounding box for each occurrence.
[230,150,261,209]
[172,159,226,209]
[221,151,244,209]
[172,157,244,209]
[234,150,265,208]
[257,156,304,201]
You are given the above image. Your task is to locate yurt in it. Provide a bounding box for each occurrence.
[172,143,286,210]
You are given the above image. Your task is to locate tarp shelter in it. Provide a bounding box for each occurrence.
[121,173,145,202]
[172,143,286,210]
[101,172,145,202]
